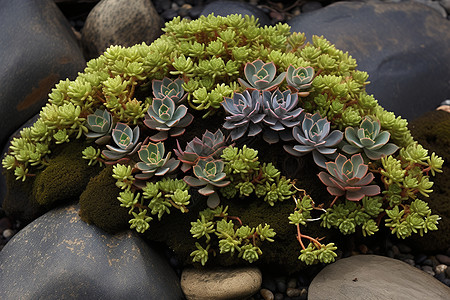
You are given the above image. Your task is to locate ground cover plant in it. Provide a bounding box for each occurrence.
[1,14,443,269]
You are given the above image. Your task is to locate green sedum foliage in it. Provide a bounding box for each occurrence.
[1,13,444,268]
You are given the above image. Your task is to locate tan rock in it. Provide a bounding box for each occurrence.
[309,255,450,300]
[181,267,262,300]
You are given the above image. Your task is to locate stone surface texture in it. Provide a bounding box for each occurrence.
[0,204,183,299]
[181,267,262,300]
[308,255,450,300]
[81,0,163,58]
[288,1,450,121]
[0,0,85,152]
[200,0,272,26]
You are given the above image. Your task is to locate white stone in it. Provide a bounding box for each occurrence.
[309,255,450,300]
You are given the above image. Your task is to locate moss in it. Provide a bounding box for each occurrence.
[32,140,102,206]
[2,168,45,222]
[79,166,130,234]
[407,110,450,252]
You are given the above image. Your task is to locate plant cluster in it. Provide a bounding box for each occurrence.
[190,205,276,265]
[1,14,444,267]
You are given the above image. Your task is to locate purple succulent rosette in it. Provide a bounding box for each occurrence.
[283,112,343,168]
[262,89,304,144]
[318,153,381,205]
[174,129,227,172]
[222,89,265,141]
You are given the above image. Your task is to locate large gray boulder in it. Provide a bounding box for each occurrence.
[309,255,450,300]
[288,1,450,121]
[0,0,85,152]
[0,204,183,299]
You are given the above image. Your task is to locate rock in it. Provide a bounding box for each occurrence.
[181,267,262,300]
[435,264,448,275]
[0,0,85,153]
[286,287,302,297]
[436,254,450,265]
[301,1,322,13]
[288,1,450,121]
[0,204,183,299]
[309,255,450,300]
[81,0,163,59]
[260,288,274,300]
[412,0,448,17]
[422,265,435,276]
[408,110,450,253]
[440,0,450,14]
[200,0,272,26]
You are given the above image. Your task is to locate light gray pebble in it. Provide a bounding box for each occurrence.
[422,265,435,276]
[286,287,302,297]
[436,254,450,265]
[260,288,274,300]
[435,264,448,274]
[2,229,14,239]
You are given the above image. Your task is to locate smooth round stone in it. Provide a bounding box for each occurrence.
[81,0,163,59]
[181,267,262,300]
[0,0,85,152]
[436,254,450,265]
[200,0,272,26]
[0,204,183,299]
[288,1,450,121]
[309,255,450,300]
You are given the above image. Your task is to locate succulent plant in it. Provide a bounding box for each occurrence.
[238,59,286,91]
[284,112,344,168]
[102,122,141,161]
[341,116,399,160]
[261,89,304,143]
[184,158,230,208]
[318,153,381,204]
[286,65,315,95]
[144,95,194,141]
[222,89,265,141]
[134,140,180,180]
[152,77,186,103]
[174,129,227,172]
[85,109,114,144]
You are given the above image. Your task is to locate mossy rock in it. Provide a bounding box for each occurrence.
[407,110,450,252]
[2,140,101,222]
[79,166,130,234]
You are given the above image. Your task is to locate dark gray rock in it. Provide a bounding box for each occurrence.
[0,204,183,299]
[309,255,450,300]
[0,0,85,153]
[288,1,450,121]
[81,0,163,59]
[200,0,271,26]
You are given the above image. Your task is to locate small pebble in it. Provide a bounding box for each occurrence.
[422,265,435,276]
[435,272,446,282]
[397,243,412,253]
[423,258,434,267]
[2,229,15,239]
[0,217,12,232]
[445,266,450,278]
[415,253,428,264]
[443,278,450,287]
[391,245,400,257]
[359,244,369,254]
[275,277,287,293]
[387,249,394,258]
[287,278,297,289]
[274,292,284,300]
[403,258,415,266]
[286,287,302,297]
[260,288,274,300]
[435,264,448,274]
[262,276,276,292]
[436,254,450,265]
